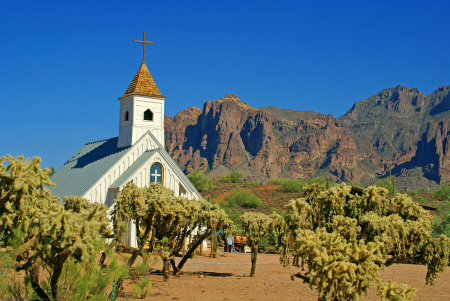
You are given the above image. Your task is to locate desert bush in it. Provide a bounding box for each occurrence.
[187,170,212,192]
[307,176,329,187]
[280,179,304,192]
[132,278,152,298]
[434,206,450,237]
[0,231,35,299]
[374,177,395,194]
[46,240,129,300]
[225,189,263,208]
[219,170,244,183]
[268,178,283,185]
[434,182,450,200]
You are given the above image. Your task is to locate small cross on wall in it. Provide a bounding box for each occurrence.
[151,169,162,182]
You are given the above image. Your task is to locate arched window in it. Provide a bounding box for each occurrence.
[144,109,153,121]
[150,163,163,183]
[124,110,129,121]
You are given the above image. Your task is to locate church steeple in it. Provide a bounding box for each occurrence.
[120,62,165,99]
[117,31,165,149]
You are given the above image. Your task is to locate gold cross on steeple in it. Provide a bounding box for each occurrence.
[133,31,155,62]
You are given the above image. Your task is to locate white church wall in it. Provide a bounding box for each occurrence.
[84,142,199,205]
[118,95,165,148]
[117,98,133,149]
[82,131,201,249]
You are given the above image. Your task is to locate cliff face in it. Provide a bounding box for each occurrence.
[165,95,281,179]
[165,95,353,182]
[165,86,450,189]
[413,120,450,184]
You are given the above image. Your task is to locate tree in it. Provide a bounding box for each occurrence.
[277,183,450,300]
[434,206,450,237]
[219,170,244,183]
[374,177,395,195]
[187,170,213,192]
[224,189,263,208]
[240,212,271,277]
[433,182,450,200]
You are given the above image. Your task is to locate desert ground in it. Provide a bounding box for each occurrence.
[120,252,450,301]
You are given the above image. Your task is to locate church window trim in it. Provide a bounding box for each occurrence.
[150,162,163,184]
[144,109,153,121]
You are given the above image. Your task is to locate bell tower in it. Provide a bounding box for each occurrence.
[117,32,166,148]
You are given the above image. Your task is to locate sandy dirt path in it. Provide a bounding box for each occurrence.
[120,252,450,301]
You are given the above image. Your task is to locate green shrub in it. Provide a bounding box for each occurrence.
[49,241,129,300]
[225,189,263,208]
[268,179,283,185]
[374,177,394,194]
[434,206,450,237]
[280,179,304,192]
[308,177,328,187]
[219,170,244,183]
[132,278,152,298]
[187,170,213,192]
[433,182,450,200]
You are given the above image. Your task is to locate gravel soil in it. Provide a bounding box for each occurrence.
[120,252,450,301]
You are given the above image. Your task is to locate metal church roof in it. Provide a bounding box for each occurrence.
[49,131,202,200]
[50,137,130,199]
[110,149,157,189]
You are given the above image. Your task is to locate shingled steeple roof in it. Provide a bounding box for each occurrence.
[120,62,165,99]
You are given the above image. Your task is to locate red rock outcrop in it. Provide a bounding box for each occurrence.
[165,95,281,178]
[164,85,450,188]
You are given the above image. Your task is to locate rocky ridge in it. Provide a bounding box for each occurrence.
[165,86,450,190]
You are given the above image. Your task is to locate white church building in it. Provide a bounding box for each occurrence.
[50,33,202,247]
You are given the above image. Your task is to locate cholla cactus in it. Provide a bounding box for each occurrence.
[391,193,432,222]
[422,234,450,285]
[36,196,110,300]
[376,280,416,301]
[285,198,314,231]
[240,212,272,277]
[0,155,54,240]
[285,183,449,300]
[268,212,290,266]
[293,228,385,300]
[0,155,111,300]
[172,198,234,276]
[347,186,390,218]
[332,215,360,243]
[111,182,234,284]
[316,183,352,230]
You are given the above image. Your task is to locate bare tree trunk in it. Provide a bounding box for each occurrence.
[174,233,208,276]
[250,245,258,277]
[29,262,51,301]
[51,253,70,301]
[170,258,177,273]
[114,222,153,295]
[162,258,171,281]
[147,227,157,253]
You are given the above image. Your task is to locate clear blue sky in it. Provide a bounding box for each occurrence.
[1,0,449,169]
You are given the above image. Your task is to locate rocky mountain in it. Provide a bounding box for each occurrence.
[164,85,450,191]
